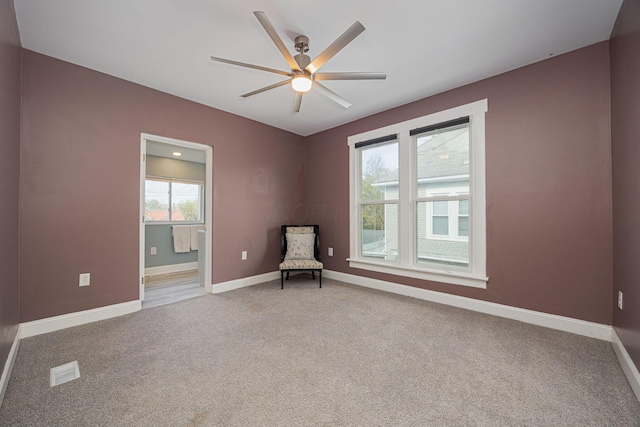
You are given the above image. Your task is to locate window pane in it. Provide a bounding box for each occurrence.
[361,203,398,261]
[416,123,469,196]
[458,216,469,237]
[417,201,469,268]
[171,182,201,221]
[432,217,449,235]
[459,199,469,215]
[145,180,170,221]
[361,142,398,201]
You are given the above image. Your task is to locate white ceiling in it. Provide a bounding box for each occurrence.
[15,0,622,137]
[147,140,206,164]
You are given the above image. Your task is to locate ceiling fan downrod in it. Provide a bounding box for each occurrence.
[293,35,311,69]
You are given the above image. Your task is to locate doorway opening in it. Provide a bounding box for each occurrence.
[140,134,213,308]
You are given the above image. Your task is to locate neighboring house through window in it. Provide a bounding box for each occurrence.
[348,100,488,288]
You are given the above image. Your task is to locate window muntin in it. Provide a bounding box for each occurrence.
[145,178,203,223]
[348,99,487,289]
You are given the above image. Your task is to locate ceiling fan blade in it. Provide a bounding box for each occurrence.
[306,21,365,74]
[241,79,291,98]
[253,11,301,71]
[293,92,303,113]
[314,72,387,81]
[313,82,352,109]
[210,56,291,77]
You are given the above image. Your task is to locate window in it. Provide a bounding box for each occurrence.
[348,100,488,288]
[144,177,204,223]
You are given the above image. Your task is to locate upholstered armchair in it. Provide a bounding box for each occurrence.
[279,225,323,289]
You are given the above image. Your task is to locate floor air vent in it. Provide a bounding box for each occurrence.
[50,361,80,387]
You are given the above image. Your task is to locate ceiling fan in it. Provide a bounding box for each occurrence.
[210,11,386,113]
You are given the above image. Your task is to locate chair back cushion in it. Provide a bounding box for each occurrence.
[286,226,314,234]
[284,232,315,260]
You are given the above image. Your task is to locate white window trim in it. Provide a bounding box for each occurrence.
[348,99,488,289]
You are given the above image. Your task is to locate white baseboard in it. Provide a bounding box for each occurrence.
[324,270,612,341]
[145,262,198,277]
[211,271,280,294]
[20,300,141,339]
[0,329,20,408]
[612,328,640,402]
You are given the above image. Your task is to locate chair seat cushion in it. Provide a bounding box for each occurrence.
[279,259,323,270]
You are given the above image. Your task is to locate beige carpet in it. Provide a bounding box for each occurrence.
[1,276,639,426]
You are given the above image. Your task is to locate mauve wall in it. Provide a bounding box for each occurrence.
[611,0,640,369]
[0,0,21,378]
[20,50,304,322]
[305,42,613,324]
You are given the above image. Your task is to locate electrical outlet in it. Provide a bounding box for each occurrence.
[328,247,334,256]
[618,291,623,309]
[79,273,90,287]
[150,247,157,255]
[241,251,247,260]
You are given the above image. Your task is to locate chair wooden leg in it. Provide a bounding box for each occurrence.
[279,269,322,289]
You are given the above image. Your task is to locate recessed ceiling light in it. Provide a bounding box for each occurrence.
[172,152,183,157]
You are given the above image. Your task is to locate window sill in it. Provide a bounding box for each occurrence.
[347,258,488,289]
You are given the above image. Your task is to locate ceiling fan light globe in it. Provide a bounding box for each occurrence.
[292,76,312,93]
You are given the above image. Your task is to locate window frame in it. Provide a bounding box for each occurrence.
[348,99,488,289]
[144,176,205,225]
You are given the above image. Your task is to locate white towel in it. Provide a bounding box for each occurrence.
[172,226,191,253]
[190,225,205,250]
